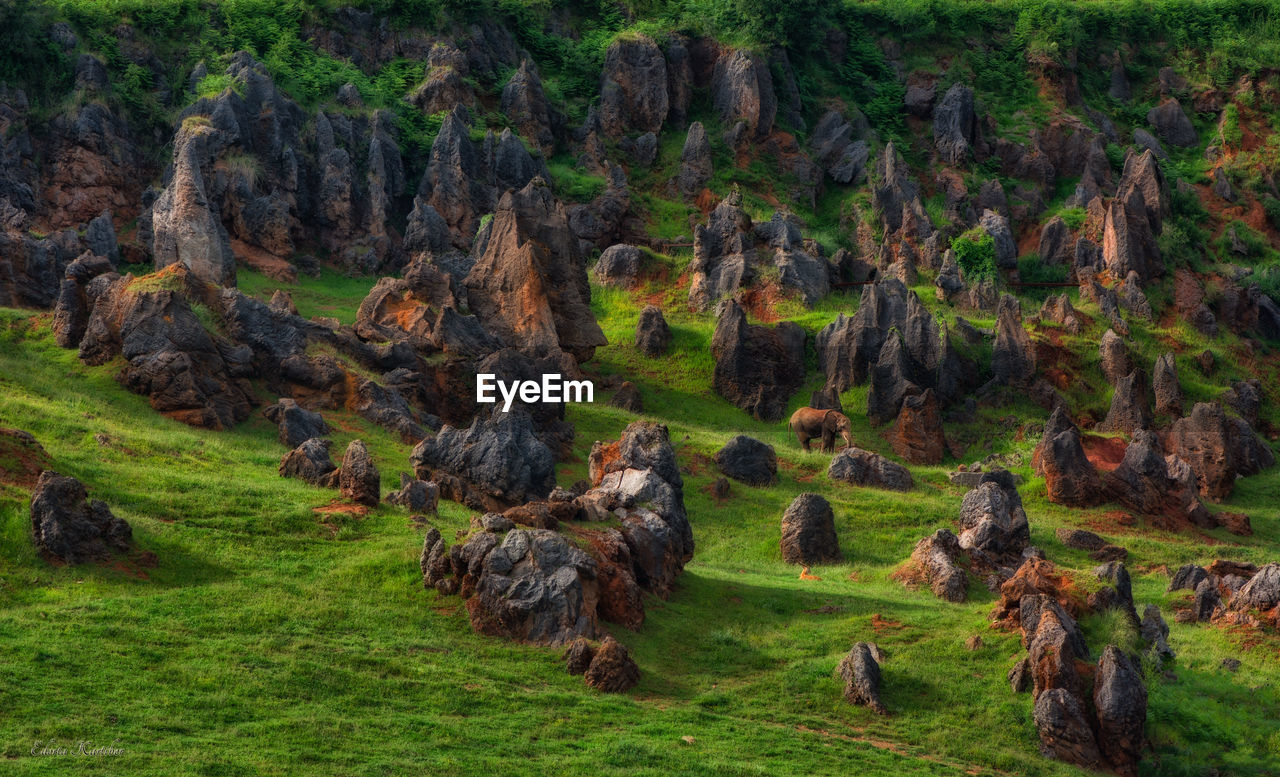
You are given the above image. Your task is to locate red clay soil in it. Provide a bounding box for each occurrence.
[1080,433,1127,473]
[0,428,53,489]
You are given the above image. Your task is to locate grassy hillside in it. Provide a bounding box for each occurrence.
[2,264,1279,775]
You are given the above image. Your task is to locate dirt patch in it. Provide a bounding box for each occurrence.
[870,612,905,633]
[314,499,369,518]
[0,428,52,489]
[737,281,786,323]
[1080,433,1127,472]
[230,238,297,283]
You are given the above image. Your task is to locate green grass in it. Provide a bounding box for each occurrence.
[236,267,378,326]
[3,253,1280,775]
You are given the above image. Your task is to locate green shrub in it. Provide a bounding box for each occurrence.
[952,228,997,281]
[1263,196,1280,232]
[1057,207,1086,231]
[194,73,237,98]
[1256,264,1280,306]
[1017,253,1068,285]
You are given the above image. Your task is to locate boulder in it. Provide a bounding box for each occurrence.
[338,439,380,506]
[279,438,339,487]
[1229,562,1280,613]
[1167,402,1270,500]
[979,209,1017,269]
[809,110,870,185]
[933,83,978,164]
[594,244,644,288]
[386,472,439,513]
[583,636,641,692]
[1106,430,1213,528]
[468,528,599,645]
[29,470,132,564]
[564,638,595,675]
[1099,329,1132,386]
[908,528,968,602]
[711,49,776,141]
[677,121,713,195]
[1223,379,1262,428]
[957,471,1029,560]
[1034,689,1102,769]
[837,642,887,714]
[610,381,643,413]
[1152,353,1182,416]
[635,304,671,357]
[828,447,913,492]
[1034,408,1105,507]
[889,389,946,464]
[263,398,329,449]
[710,299,805,422]
[1147,99,1198,148]
[714,435,777,486]
[1038,216,1073,265]
[411,410,556,510]
[1169,564,1209,592]
[1098,370,1151,435]
[1039,294,1083,334]
[780,493,842,565]
[1192,577,1221,622]
[599,34,668,138]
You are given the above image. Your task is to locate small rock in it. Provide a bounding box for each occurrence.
[584,637,640,692]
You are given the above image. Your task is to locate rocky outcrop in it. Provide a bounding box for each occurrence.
[610,381,643,413]
[1092,646,1148,777]
[780,492,842,565]
[338,439,380,506]
[263,398,329,449]
[991,294,1036,387]
[889,389,946,464]
[677,121,713,195]
[957,471,1029,563]
[1098,370,1151,435]
[908,528,969,602]
[1033,407,1104,507]
[714,435,777,486]
[500,59,554,155]
[837,642,887,714]
[1152,353,1182,416]
[816,280,942,393]
[810,110,869,185]
[1106,430,1214,529]
[29,470,132,564]
[1147,99,1198,148]
[828,447,913,491]
[464,179,606,362]
[635,304,671,357]
[711,49,775,141]
[710,299,805,421]
[411,410,556,510]
[1099,329,1132,385]
[1229,563,1280,613]
[279,438,339,487]
[979,209,1017,269]
[1034,689,1102,769]
[933,83,978,164]
[1167,402,1274,500]
[583,636,641,692]
[76,269,254,429]
[150,121,235,287]
[599,35,668,138]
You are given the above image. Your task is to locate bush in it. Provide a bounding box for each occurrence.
[1058,207,1086,231]
[1262,196,1280,232]
[952,228,997,281]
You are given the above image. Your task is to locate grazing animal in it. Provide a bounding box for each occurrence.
[789,407,852,453]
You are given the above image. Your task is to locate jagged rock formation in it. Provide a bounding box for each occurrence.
[1033,407,1104,507]
[710,299,805,421]
[837,642,887,714]
[339,439,380,506]
[411,410,556,511]
[30,470,133,563]
[780,492,842,565]
[1167,402,1274,500]
[635,304,671,357]
[263,398,329,449]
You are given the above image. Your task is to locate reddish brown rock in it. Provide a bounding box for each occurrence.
[1034,407,1104,507]
[464,180,606,363]
[890,389,946,464]
[584,636,640,692]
